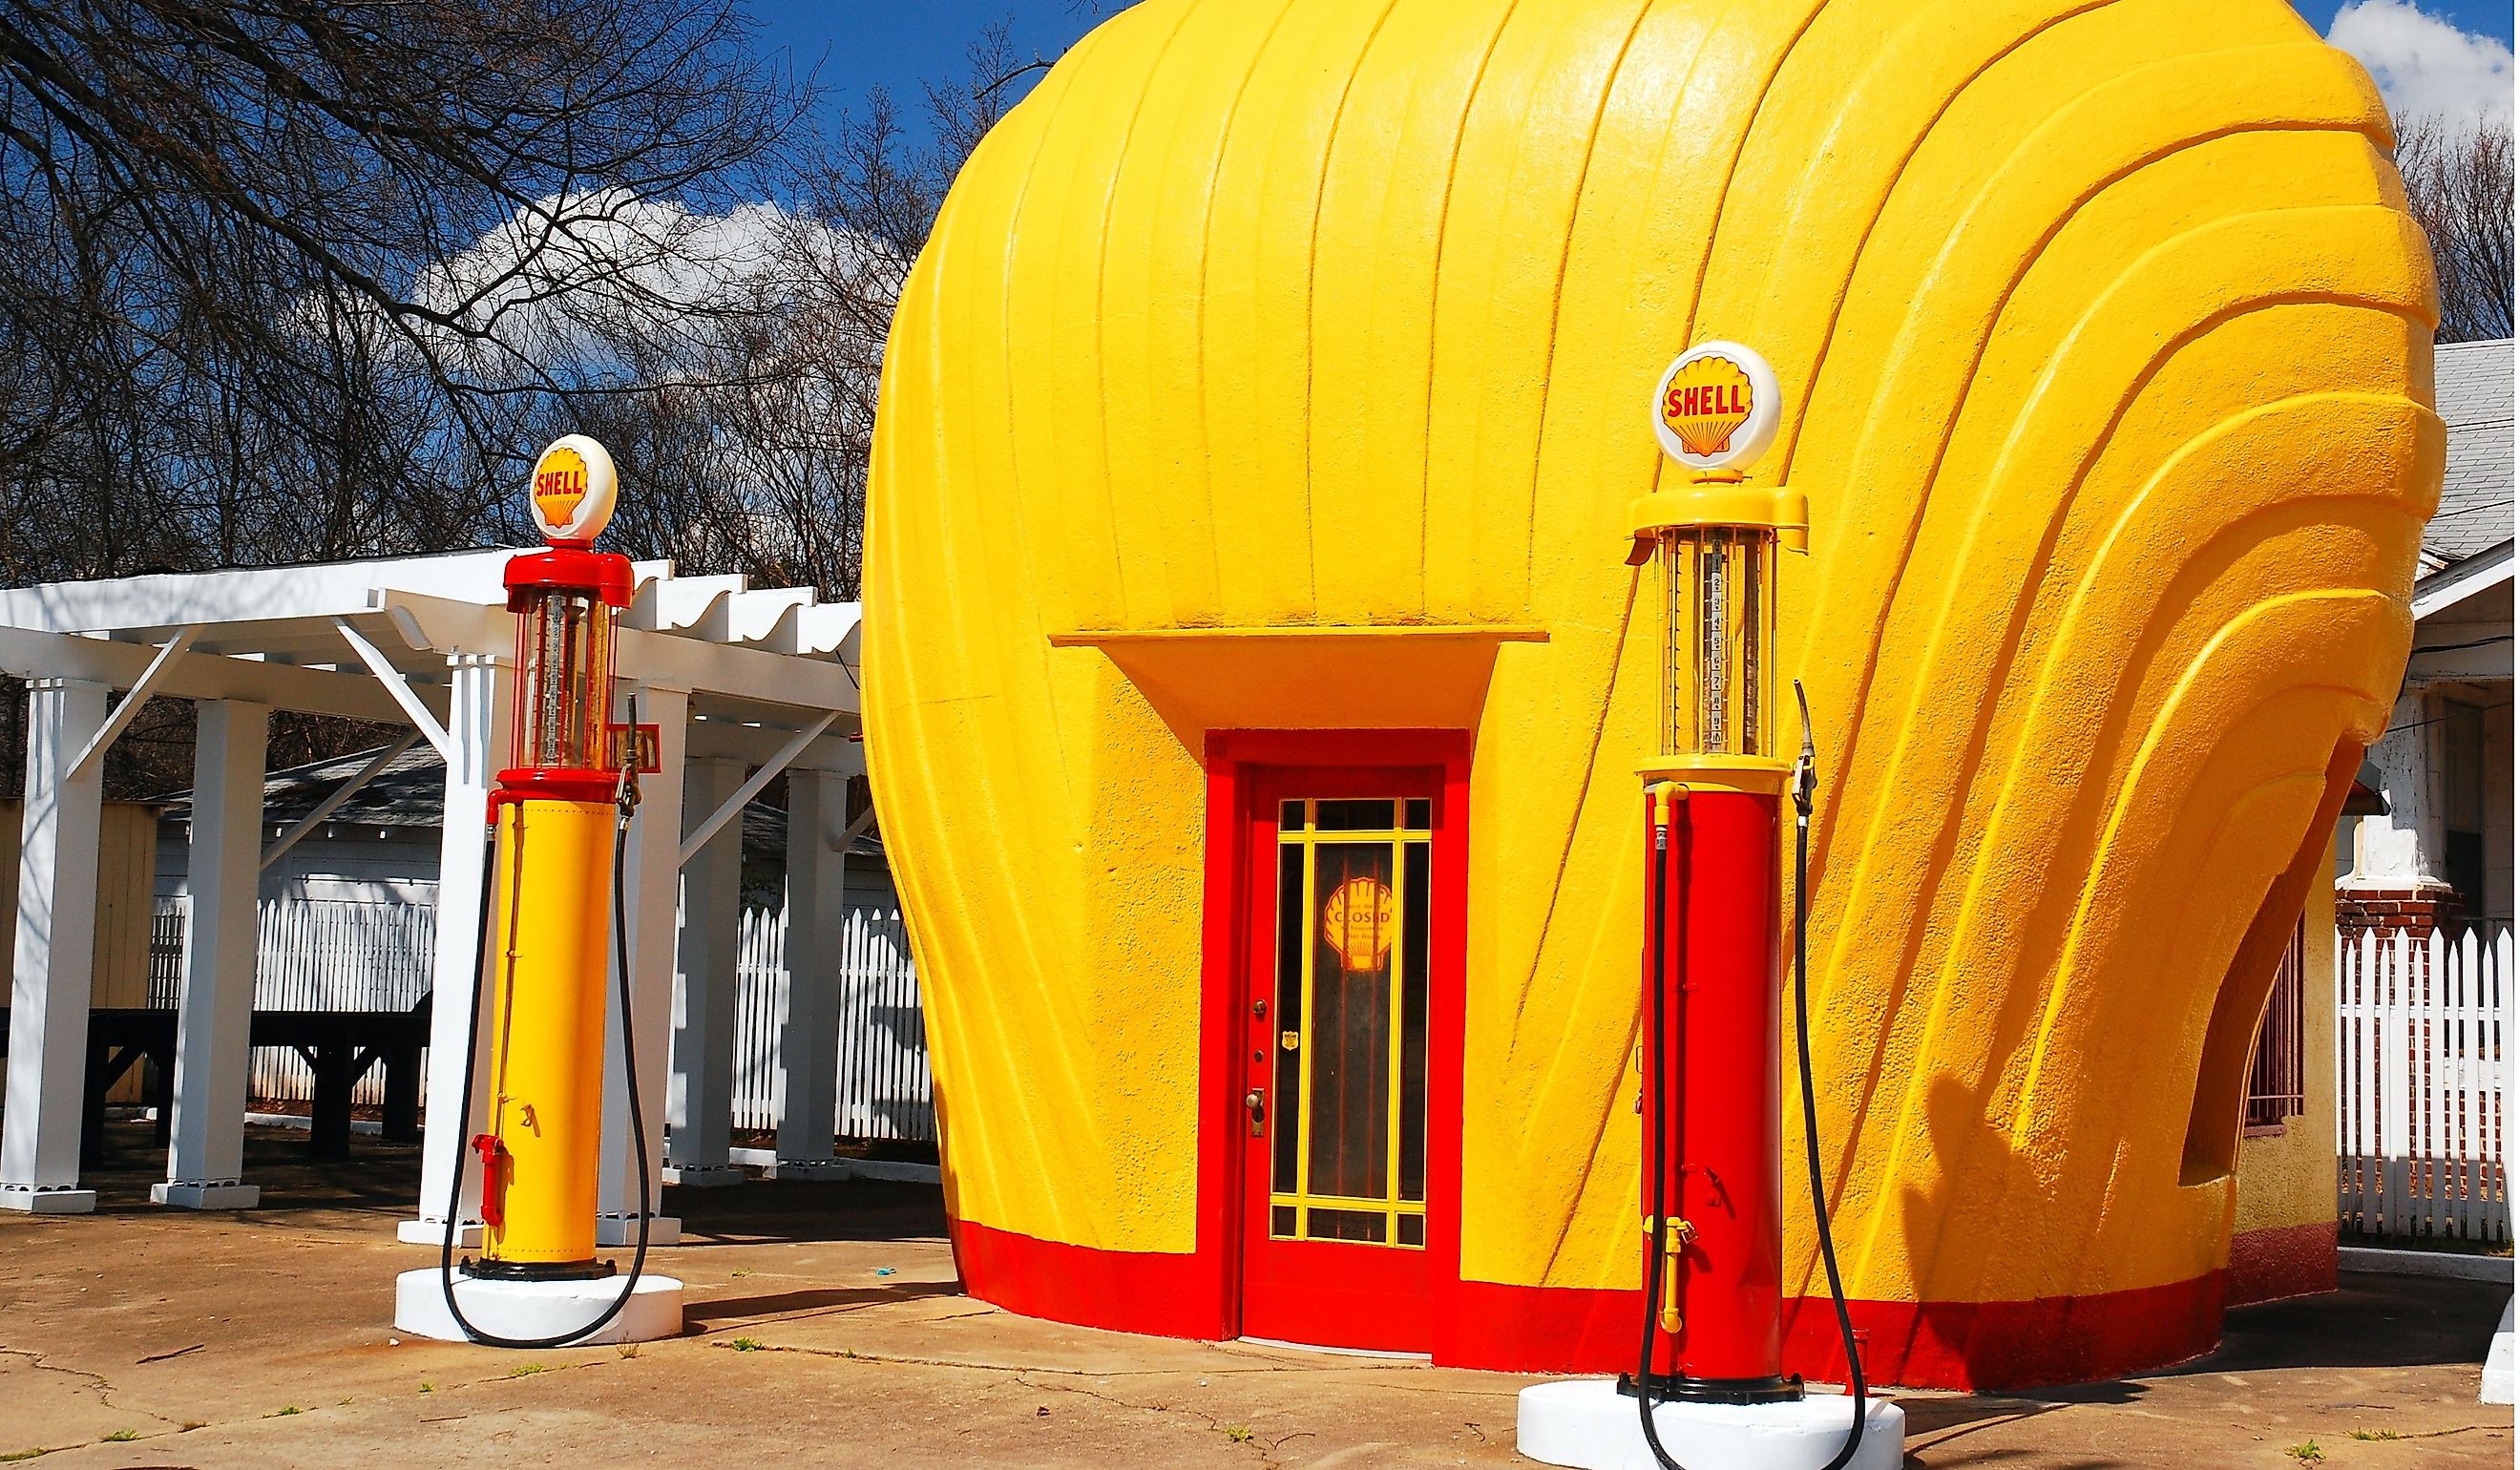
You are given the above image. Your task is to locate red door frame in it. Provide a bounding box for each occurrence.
[1201,730,1469,1351]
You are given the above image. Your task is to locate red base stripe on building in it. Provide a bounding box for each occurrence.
[1779,1273,2226,1390]
[950,1218,1228,1341]
[951,1217,2229,1390]
[2225,1220,2338,1307]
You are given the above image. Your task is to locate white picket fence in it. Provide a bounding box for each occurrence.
[728,903,932,1142]
[149,896,434,1106]
[2337,922,2510,1244]
[149,893,932,1141]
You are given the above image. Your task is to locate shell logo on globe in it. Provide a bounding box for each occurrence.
[1321,876,1397,975]
[527,434,620,547]
[1652,341,1783,475]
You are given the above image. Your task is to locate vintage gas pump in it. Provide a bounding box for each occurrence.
[1629,342,1805,1406]
[391,435,684,1347]
[1518,346,1900,1469]
[473,435,634,1281]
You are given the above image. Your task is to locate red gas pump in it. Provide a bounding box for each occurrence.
[1629,345,1803,1403]
[1521,340,1891,1470]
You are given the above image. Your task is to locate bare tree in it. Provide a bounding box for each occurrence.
[0,5,1053,789]
[2398,113,2516,343]
[564,21,1040,604]
[0,0,808,584]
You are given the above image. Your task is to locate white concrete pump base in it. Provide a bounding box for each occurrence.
[1517,1379,1904,1470]
[393,1269,684,1346]
[397,1219,485,1249]
[595,1213,682,1247]
[2483,1297,2513,1405]
[153,1181,261,1209]
[0,1186,96,1214]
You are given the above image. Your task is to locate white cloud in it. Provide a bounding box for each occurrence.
[411,189,845,374]
[2328,0,2513,128]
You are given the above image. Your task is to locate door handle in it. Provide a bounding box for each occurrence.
[1244,1088,1266,1136]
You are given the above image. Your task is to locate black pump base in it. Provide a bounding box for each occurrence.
[460,1256,618,1284]
[1619,1371,1806,1406]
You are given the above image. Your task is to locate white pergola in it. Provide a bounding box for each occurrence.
[0,549,866,1240]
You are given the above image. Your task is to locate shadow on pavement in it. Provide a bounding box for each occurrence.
[71,1118,953,1246]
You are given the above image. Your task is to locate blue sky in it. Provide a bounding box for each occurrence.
[746,0,2515,142]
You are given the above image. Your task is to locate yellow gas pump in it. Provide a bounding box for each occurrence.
[391,435,683,1348]
[472,434,634,1277]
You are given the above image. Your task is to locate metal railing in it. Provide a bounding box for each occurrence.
[2243,921,2308,1129]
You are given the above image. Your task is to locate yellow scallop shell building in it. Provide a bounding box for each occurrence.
[862,0,2440,1387]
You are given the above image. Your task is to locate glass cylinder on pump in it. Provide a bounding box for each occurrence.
[1655,527,1780,764]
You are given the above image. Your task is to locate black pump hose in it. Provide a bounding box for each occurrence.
[1634,679,1869,1470]
[1791,682,1870,1470]
[1636,796,1681,1466]
[436,795,655,1349]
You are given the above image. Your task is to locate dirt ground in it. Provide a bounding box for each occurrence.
[0,1124,2507,1468]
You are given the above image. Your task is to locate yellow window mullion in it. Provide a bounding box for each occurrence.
[1293,803,1317,1240]
[1385,832,1405,1236]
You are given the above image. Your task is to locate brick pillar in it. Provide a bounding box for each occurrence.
[2334,882,2461,937]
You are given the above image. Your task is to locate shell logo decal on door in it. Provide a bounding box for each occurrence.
[1322,876,1397,973]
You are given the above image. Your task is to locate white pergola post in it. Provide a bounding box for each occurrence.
[597,683,687,1244]
[0,678,111,1212]
[662,756,745,1187]
[768,766,851,1178]
[155,700,268,1208]
[399,652,510,1246]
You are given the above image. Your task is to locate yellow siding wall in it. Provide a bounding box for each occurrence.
[0,800,162,1008]
[866,0,2437,1312]
[0,801,166,1103]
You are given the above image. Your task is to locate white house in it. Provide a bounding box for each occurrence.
[2339,339,2513,936]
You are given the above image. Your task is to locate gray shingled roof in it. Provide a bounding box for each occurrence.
[2427,339,2513,573]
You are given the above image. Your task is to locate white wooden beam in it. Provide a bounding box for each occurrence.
[66,627,198,781]
[400,653,509,1248]
[378,591,860,715]
[0,551,521,636]
[0,626,442,724]
[333,619,453,758]
[157,700,268,1209]
[597,682,687,1245]
[663,758,746,1186]
[623,575,742,634]
[683,719,864,773]
[676,712,837,869]
[0,679,109,1212]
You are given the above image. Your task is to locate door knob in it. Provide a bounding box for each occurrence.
[1244,1089,1266,1136]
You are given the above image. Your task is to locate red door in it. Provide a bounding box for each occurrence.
[1234,760,1456,1353]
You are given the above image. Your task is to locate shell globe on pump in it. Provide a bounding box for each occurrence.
[472,434,636,1280]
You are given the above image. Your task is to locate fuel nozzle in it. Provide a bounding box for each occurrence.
[1792,679,1817,822]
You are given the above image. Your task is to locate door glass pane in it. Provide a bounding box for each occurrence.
[1272,843,1305,1195]
[1315,799,1396,831]
[1310,842,1392,1201]
[1399,842,1429,1203]
[1268,796,1431,1250]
